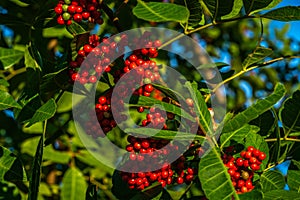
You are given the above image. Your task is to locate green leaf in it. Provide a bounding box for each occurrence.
[24,45,41,71]
[249,110,275,137]
[261,170,285,192]
[61,167,87,200]
[239,189,263,199]
[262,6,300,21]
[279,90,300,133]
[66,21,89,35]
[245,133,269,170]
[132,95,195,122]
[0,146,27,182]
[287,170,300,192]
[220,124,260,149]
[0,90,22,110]
[203,0,243,20]
[152,83,186,103]
[27,99,57,126]
[43,27,73,38]
[85,184,97,200]
[292,160,300,169]
[133,0,189,23]
[21,137,71,164]
[28,136,43,200]
[125,128,205,141]
[223,83,286,133]
[185,81,212,134]
[242,46,273,69]
[183,0,204,28]
[243,0,282,15]
[0,181,21,200]
[263,190,300,200]
[0,47,24,70]
[199,147,239,200]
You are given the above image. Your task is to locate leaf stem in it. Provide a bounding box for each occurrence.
[265,137,300,143]
[5,67,27,81]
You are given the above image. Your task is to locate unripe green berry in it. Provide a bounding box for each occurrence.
[62,5,69,12]
[64,0,71,4]
[63,12,71,20]
[114,36,121,43]
[143,78,151,84]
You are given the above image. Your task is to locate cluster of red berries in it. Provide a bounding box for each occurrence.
[222,146,267,194]
[54,0,103,25]
[68,34,127,84]
[120,163,173,190]
[141,107,168,129]
[120,135,196,190]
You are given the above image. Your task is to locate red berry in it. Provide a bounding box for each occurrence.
[129,153,136,160]
[241,186,248,193]
[54,6,63,15]
[243,160,249,167]
[73,13,82,22]
[137,106,144,113]
[129,55,137,62]
[67,5,76,14]
[98,96,107,105]
[149,173,157,181]
[244,151,252,159]
[76,6,83,13]
[185,174,194,182]
[247,146,255,152]
[245,180,253,189]
[161,171,168,179]
[258,152,266,161]
[185,98,193,107]
[89,75,97,83]
[252,149,260,157]
[187,168,194,175]
[226,161,235,169]
[233,172,240,180]
[236,158,244,166]
[228,169,235,176]
[240,151,246,158]
[83,44,93,53]
[237,179,245,188]
[141,141,150,149]
[134,142,141,150]
[57,15,65,25]
[250,163,260,171]
[249,157,257,164]
[144,84,154,93]
[177,177,184,184]
[82,12,90,19]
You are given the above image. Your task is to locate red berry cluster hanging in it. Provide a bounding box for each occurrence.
[54,0,103,25]
[141,107,167,129]
[68,34,127,84]
[120,135,197,190]
[222,146,267,194]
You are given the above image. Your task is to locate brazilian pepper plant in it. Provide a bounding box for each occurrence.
[0,0,300,199]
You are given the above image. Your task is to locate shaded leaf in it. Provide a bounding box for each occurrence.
[183,0,204,28]
[132,95,195,122]
[242,46,273,69]
[0,90,22,110]
[85,184,97,200]
[292,160,300,170]
[243,0,282,15]
[0,181,21,200]
[279,90,300,132]
[261,170,285,192]
[61,167,87,200]
[185,81,212,134]
[133,0,189,22]
[203,0,243,20]
[220,124,260,149]
[239,189,263,199]
[0,146,27,182]
[199,147,239,200]
[223,83,286,133]
[66,21,89,35]
[28,136,43,200]
[125,128,205,141]
[287,170,300,192]
[0,47,23,70]
[27,99,57,126]
[262,6,300,21]
[249,110,275,137]
[263,189,300,200]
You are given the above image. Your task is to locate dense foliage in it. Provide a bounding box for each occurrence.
[0,0,300,199]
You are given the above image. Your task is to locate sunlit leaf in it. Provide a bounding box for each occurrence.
[133,0,189,22]
[0,146,27,182]
[61,167,87,200]
[262,6,300,21]
[223,83,286,133]
[260,170,285,192]
[0,90,22,110]
[199,147,239,200]
[27,99,57,126]
[0,47,23,70]
[243,0,282,15]
[242,46,273,69]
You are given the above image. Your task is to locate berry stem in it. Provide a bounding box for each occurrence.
[264,137,300,143]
